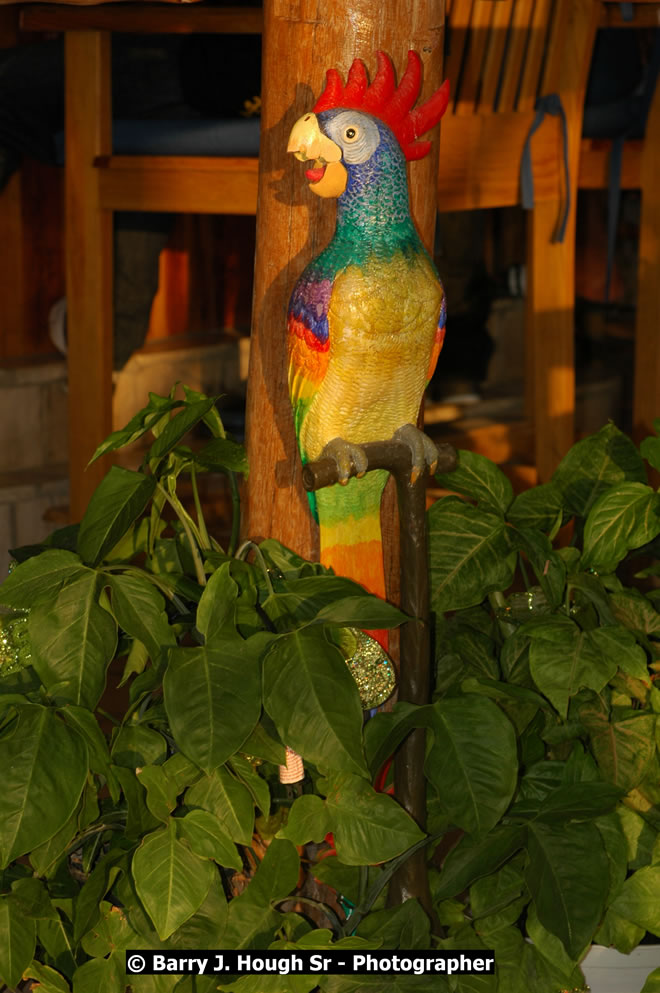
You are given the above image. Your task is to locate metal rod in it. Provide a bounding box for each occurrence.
[302,436,457,911]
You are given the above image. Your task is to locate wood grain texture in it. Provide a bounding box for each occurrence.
[438,111,561,210]
[497,0,534,113]
[97,156,259,214]
[454,0,493,116]
[633,72,660,443]
[65,31,113,521]
[477,0,513,114]
[243,0,444,589]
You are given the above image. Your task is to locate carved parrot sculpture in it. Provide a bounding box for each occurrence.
[287,52,449,651]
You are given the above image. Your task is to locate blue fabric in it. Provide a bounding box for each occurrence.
[54,117,260,165]
[520,93,571,243]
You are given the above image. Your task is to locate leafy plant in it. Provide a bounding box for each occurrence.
[0,395,659,993]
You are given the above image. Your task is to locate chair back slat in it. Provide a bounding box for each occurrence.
[444,0,474,113]
[454,0,495,116]
[477,0,515,113]
[496,0,536,112]
[517,0,553,111]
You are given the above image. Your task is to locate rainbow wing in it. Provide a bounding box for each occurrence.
[287,269,332,452]
[426,290,447,383]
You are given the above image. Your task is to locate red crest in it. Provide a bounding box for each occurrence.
[313,51,449,162]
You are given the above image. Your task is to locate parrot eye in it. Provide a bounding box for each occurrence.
[344,127,358,141]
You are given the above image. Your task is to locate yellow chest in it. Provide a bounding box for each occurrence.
[299,251,443,459]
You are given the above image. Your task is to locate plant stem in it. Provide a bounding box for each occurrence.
[488,591,516,638]
[190,465,212,552]
[228,472,241,557]
[236,540,275,596]
[156,482,207,587]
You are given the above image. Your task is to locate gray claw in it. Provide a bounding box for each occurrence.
[393,424,439,482]
[322,437,368,485]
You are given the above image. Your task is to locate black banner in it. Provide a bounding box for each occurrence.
[125,949,496,977]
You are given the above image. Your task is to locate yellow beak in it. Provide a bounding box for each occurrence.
[287,112,347,199]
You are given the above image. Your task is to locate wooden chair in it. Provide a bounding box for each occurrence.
[437,0,602,481]
[18,2,262,520]
[14,0,659,516]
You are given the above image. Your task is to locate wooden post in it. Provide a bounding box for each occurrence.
[524,0,599,481]
[244,0,445,584]
[65,31,113,521]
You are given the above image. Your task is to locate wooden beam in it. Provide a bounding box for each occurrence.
[65,30,113,521]
[438,111,561,210]
[97,156,259,214]
[20,4,263,34]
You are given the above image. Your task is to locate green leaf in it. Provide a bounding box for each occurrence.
[312,597,407,629]
[432,826,527,901]
[111,725,167,768]
[147,398,216,465]
[88,393,182,464]
[582,482,660,572]
[426,696,517,839]
[507,482,564,533]
[618,806,658,868]
[528,620,618,717]
[138,765,179,822]
[321,772,424,865]
[192,437,249,476]
[428,498,515,614]
[355,900,430,949]
[176,809,242,869]
[610,865,660,935]
[435,449,513,514]
[72,951,125,993]
[240,722,286,766]
[168,872,228,951]
[79,900,134,958]
[0,894,36,989]
[112,765,161,840]
[196,562,240,644]
[526,820,609,959]
[164,643,261,773]
[596,906,646,954]
[58,705,118,801]
[22,960,71,993]
[263,629,367,777]
[185,768,255,846]
[28,571,117,709]
[511,529,566,609]
[552,423,646,518]
[228,754,270,817]
[0,549,84,609]
[642,969,660,993]
[106,573,175,665]
[10,877,58,921]
[78,467,156,566]
[132,820,216,940]
[0,705,88,867]
[641,435,660,472]
[224,839,299,948]
[580,700,656,791]
[531,783,621,822]
[611,589,660,641]
[364,702,434,780]
[277,795,330,845]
